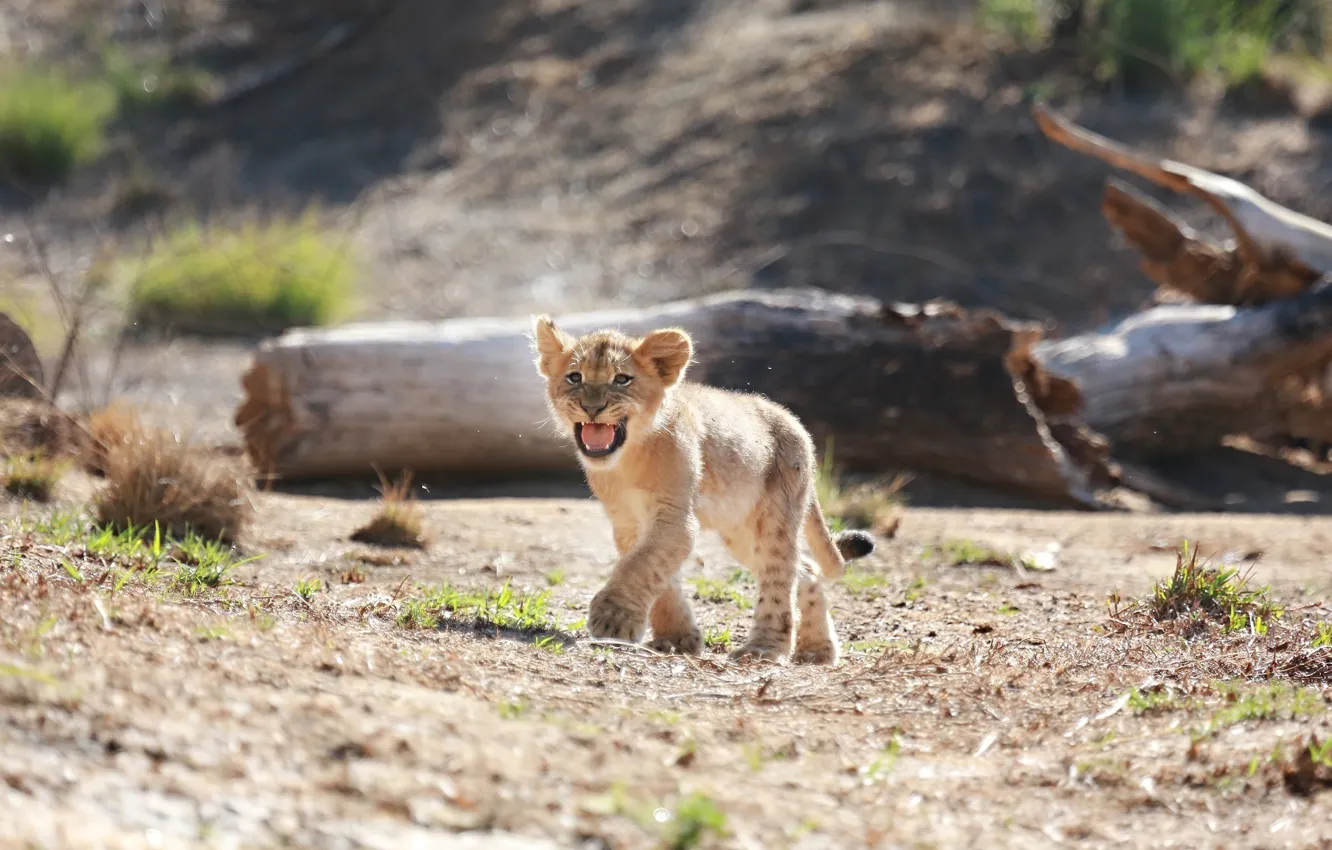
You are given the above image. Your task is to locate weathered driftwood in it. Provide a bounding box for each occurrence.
[1035,103,1330,305]
[1033,104,1332,455]
[233,110,1332,503]
[235,289,1107,505]
[1028,282,1332,454]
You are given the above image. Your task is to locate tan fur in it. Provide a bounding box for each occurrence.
[532,317,875,665]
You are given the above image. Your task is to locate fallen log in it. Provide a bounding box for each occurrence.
[234,111,1332,501]
[235,288,1107,505]
[1029,281,1332,455]
[1035,102,1331,305]
[1032,103,1332,455]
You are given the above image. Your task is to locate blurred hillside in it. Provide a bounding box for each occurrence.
[6,0,1332,345]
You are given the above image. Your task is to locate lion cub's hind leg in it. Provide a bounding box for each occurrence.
[649,574,703,656]
[724,504,801,664]
[793,557,839,666]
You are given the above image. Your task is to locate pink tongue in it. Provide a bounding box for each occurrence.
[580,423,616,451]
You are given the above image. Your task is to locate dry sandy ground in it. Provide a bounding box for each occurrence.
[3,485,1332,850]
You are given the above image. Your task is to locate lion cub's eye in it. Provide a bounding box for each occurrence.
[613,374,633,386]
[565,372,583,385]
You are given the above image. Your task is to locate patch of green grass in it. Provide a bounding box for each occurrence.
[60,560,85,584]
[0,65,116,183]
[396,598,435,629]
[704,627,732,650]
[1309,737,1332,767]
[1126,686,1182,714]
[688,576,752,610]
[533,635,565,654]
[101,48,212,112]
[743,742,765,771]
[785,817,821,842]
[726,567,753,586]
[583,786,727,849]
[1093,0,1290,89]
[173,532,258,595]
[294,577,322,601]
[663,793,728,850]
[1205,682,1324,736]
[127,213,354,336]
[847,638,908,656]
[935,539,1012,567]
[904,575,928,603]
[0,662,58,685]
[24,509,87,546]
[979,0,1048,44]
[859,737,902,786]
[979,0,1316,90]
[195,624,232,641]
[84,519,169,570]
[1312,621,1332,648]
[497,697,531,720]
[544,568,566,586]
[841,567,893,596]
[18,510,258,597]
[397,580,556,633]
[1150,542,1283,634]
[3,454,67,502]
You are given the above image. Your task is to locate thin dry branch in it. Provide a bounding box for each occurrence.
[1034,102,1327,305]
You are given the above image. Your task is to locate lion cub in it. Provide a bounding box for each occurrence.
[532,316,875,665]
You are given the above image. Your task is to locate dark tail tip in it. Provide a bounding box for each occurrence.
[835,529,876,561]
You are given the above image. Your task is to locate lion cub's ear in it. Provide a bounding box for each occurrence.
[532,315,575,377]
[634,328,693,387]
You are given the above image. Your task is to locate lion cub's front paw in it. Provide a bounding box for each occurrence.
[649,629,703,656]
[792,640,840,666]
[729,636,791,664]
[587,589,648,643]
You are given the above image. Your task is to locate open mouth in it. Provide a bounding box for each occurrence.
[574,420,627,459]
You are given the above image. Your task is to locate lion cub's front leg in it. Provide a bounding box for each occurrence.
[588,511,698,646]
[648,574,703,656]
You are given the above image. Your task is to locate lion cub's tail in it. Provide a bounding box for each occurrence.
[804,498,876,580]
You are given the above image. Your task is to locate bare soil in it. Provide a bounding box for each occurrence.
[7,1,1332,847]
[3,484,1332,849]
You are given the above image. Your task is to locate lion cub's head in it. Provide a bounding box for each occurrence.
[532,317,693,465]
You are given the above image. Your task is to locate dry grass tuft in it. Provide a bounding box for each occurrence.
[816,440,908,537]
[3,453,67,501]
[349,469,428,549]
[83,403,141,476]
[0,399,85,459]
[93,409,252,543]
[1147,542,1282,632]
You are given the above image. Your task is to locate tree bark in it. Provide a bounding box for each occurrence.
[1029,281,1332,454]
[1034,103,1331,305]
[235,288,1107,505]
[234,111,1332,500]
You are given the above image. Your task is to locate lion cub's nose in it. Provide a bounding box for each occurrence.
[581,399,609,419]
